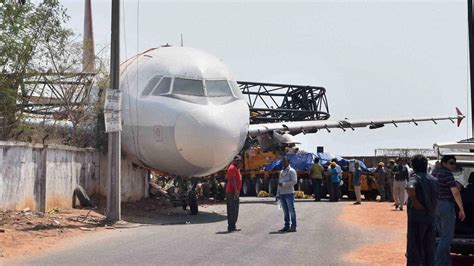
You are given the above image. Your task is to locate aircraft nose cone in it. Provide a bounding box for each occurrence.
[174,106,244,170]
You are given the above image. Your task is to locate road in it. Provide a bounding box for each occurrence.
[10,199,402,265]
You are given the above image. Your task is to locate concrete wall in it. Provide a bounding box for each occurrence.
[96,152,150,203]
[0,142,42,211]
[0,141,149,211]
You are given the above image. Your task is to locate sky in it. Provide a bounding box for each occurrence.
[60,0,471,156]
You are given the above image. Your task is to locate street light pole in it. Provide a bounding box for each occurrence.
[107,0,121,222]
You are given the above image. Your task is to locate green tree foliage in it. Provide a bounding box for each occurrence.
[0,0,73,140]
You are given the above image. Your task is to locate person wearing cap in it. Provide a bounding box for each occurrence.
[375,162,386,202]
[277,156,298,232]
[225,155,243,232]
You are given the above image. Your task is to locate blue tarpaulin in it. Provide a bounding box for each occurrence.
[263,152,370,172]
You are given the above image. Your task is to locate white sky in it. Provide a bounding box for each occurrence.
[61,0,471,156]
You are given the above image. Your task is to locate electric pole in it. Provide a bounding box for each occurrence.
[107,0,121,222]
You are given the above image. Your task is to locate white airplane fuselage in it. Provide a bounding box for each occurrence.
[121,47,249,177]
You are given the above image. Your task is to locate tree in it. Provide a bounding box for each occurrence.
[0,0,72,140]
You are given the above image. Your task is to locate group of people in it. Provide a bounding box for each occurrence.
[373,158,411,209]
[225,153,467,265]
[406,154,465,266]
[309,158,343,202]
[308,157,411,206]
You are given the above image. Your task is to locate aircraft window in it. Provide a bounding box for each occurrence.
[142,76,162,96]
[229,80,243,98]
[205,80,233,97]
[152,77,171,95]
[172,78,204,96]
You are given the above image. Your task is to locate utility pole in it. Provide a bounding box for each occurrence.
[468,0,474,136]
[107,0,121,222]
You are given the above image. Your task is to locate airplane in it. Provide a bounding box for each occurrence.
[120,46,465,178]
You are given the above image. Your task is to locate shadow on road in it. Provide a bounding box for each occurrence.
[122,210,227,226]
[269,230,289,234]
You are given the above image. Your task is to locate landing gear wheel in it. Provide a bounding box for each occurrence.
[242,179,250,196]
[188,190,198,215]
[201,182,211,198]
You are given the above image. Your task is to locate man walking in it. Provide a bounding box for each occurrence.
[225,155,243,232]
[278,156,298,232]
[432,155,465,265]
[310,157,324,201]
[375,162,386,202]
[393,158,409,210]
[406,155,439,266]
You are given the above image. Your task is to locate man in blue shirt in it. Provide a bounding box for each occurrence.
[353,162,362,205]
[432,155,465,266]
[329,162,340,202]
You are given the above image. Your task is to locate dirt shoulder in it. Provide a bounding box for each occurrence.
[0,208,107,261]
[0,197,226,262]
[339,201,407,265]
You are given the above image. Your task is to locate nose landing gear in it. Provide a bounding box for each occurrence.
[175,177,199,215]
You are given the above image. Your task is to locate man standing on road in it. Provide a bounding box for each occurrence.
[310,157,324,201]
[393,158,409,210]
[406,154,439,266]
[329,162,341,202]
[353,161,362,205]
[278,156,298,232]
[432,155,465,266]
[225,155,243,232]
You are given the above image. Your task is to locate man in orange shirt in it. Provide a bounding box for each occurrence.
[226,155,243,232]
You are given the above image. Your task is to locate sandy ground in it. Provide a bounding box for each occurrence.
[0,197,224,262]
[340,201,407,265]
[0,208,107,260]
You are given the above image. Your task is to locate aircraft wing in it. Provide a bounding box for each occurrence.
[248,108,465,137]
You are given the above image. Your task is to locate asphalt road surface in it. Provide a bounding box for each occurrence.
[12,199,391,265]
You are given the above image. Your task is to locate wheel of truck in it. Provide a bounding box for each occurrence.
[201,182,211,198]
[262,179,270,193]
[295,178,303,191]
[255,178,263,195]
[348,191,356,200]
[302,179,311,195]
[269,179,278,196]
[188,190,198,215]
[242,179,250,196]
[248,179,257,196]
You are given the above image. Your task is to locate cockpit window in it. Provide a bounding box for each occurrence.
[152,77,171,95]
[172,78,204,96]
[142,76,162,97]
[229,80,244,98]
[205,80,233,97]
